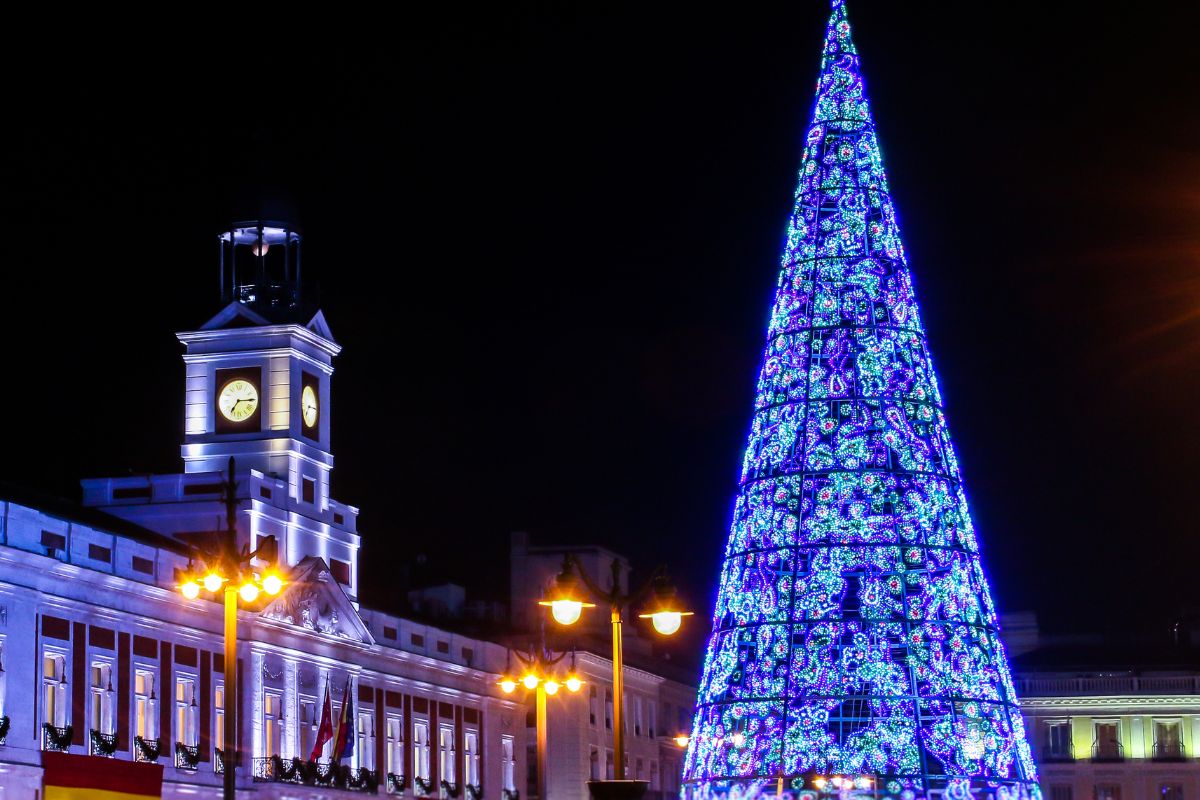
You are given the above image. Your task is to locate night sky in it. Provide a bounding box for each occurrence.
[2,3,1198,642]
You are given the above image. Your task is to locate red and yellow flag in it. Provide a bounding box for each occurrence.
[43,751,163,800]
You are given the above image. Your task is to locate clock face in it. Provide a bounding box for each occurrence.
[218,379,259,423]
[301,384,319,428]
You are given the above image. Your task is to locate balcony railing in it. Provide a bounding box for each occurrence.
[387,773,407,795]
[1018,675,1200,697]
[252,756,379,793]
[90,729,119,757]
[175,742,201,770]
[134,736,162,762]
[42,723,72,753]
[0,715,9,746]
[215,747,226,774]
[1153,740,1187,761]
[1092,740,1125,762]
[1042,740,1075,763]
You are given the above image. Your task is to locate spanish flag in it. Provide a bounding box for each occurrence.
[43,751,163,800]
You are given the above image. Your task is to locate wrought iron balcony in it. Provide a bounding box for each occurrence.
[175,742,200,770]
[215,747,226,774]
[42,723,72,752]
[252,756,379,793]
[90,729,119,757]
[1153,740,1187,761]
[387,773,407,795]
[1092,740,1125,762]
[134,736,162,762]
[0,715,9,746]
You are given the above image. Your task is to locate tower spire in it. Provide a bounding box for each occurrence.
[683,4,1039,799]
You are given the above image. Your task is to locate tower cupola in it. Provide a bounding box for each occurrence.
[218,221,304,315]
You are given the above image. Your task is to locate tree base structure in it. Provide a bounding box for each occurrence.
[587,779,650,800]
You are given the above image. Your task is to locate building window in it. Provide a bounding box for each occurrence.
[132,556,154,575]
[649,702,657,739]
[634,695,644,737]
[299,698,317,761]
[413,720,431,782]
[263,692,282,757]
[135,669,157,740]
[606,750,615,780]
[436,641,449,654]
[1045,720,1073,760]
[1154,720,1184,759]
[1051,787,1073,800]
[411,633,425,647]
[1095,785,1121,800]
[605,687,613,730]
[90,662,115,738]
[302,478,315,504]
[465,729,480,786]
[501,734,515,792]
[589,685,597,726]
[260,486,272,499]
[358,712,375,771]
[41,530,67,552]
[176,676,197,747]
[383,626,397,640]
[43,652,68,730]
[386,715,404,778]
[651,760,659,790]
[89,544,112,563]
[214,683,225,747]
[1092,721,1122,760]
[1161,785,1184,800]
[330,559,351,585]
[636,757,644,780]
[334,512,345,525]
[439,723,456,786]
[590,747,600,780]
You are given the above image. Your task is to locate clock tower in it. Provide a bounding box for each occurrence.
[82,222,362,599]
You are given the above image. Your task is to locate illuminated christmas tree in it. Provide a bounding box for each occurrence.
[683,3,1039,798]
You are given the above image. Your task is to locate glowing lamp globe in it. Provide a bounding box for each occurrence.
[180,580,201,600]
[522,674,540,690]
[499,678,517,694]
[262,573,284,596]
[565,675,583,693]
[544,680,561,696]
[239,583,260,603]
[550,600,583,626]
[650,611,683,635]
[674,734,690,748]
[202,573,224,593]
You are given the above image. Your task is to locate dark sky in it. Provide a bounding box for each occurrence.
[2,3,1198,641]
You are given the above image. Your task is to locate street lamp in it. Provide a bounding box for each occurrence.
[542,556,692,799]
[173,458,285,800]
[497,637,584,800]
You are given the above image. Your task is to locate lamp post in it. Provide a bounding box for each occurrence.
[497,627,584,800]
[175,459,284,800]
[541,555,692,800]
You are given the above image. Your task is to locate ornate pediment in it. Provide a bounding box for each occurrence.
[259,556,373,644]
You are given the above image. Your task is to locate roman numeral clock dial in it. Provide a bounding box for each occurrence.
[218,379,259,422]
[301,384,319,428]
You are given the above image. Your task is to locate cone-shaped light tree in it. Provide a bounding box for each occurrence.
[683,3,1040,798]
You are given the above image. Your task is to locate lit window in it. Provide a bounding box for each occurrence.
[135,669,157,740]
[43,653,67,730]
[501,734,515,792]
[1045,720,1073,759]
[386,715,404,777]
[1154,720,1183,759]
[358,711,374,771]
[1092,721,1121,760]
[465,729,480,786]
[90,662,114,737]
[176,677,197,747]
[263,692,282,757]
[214,684,225,754]
[1095,785,1121,800]
[413,720,430,781]
[439,724,456,786]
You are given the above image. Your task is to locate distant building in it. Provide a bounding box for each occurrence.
[1008,614,1200,800]
[0,223,527,799]
[509,532,697,800]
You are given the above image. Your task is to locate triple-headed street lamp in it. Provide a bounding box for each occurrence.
[539,555,693,798]
[497,630,585,800]
[174,459,285,800]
